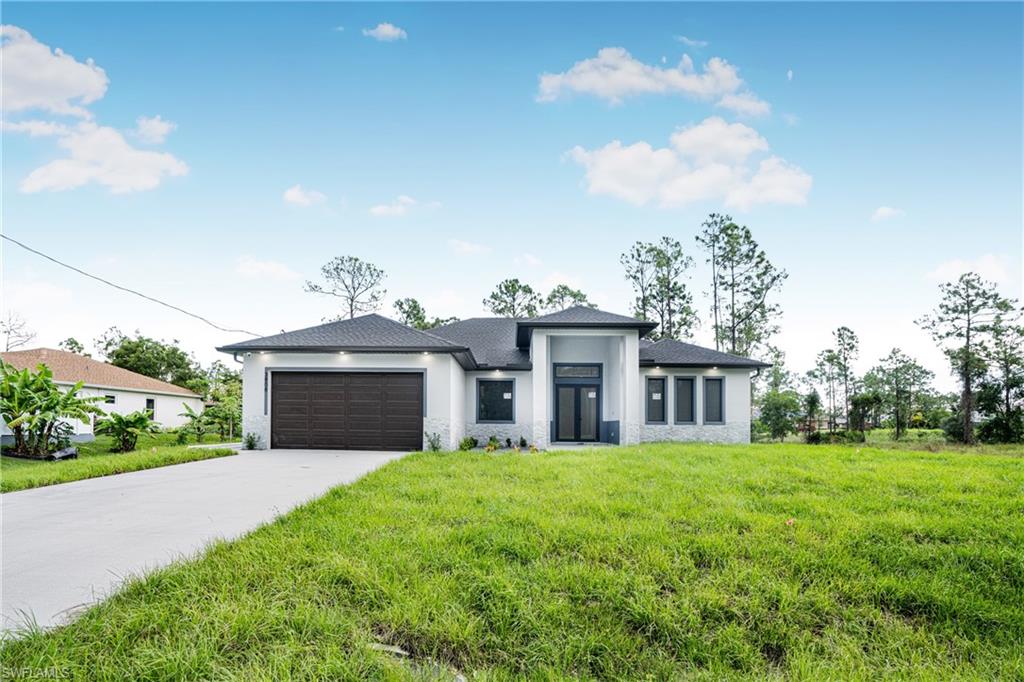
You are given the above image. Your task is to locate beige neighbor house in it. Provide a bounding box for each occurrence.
[1,348,204,443]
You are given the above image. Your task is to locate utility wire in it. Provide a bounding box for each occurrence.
[1,233,263,337]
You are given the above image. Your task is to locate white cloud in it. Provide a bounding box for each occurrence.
[927,254,1012,286]
[369,195,439,217]
[0,25,109,117]
[787,69,793,82]
[334,26,345,32]
[716,92,771,117]
[283,184,326,206]
[1,119,71,137]
[515,253,542,267]
[538,48,731,103]
[133,115,176,144]
[16,121,188,194]
[567,116,811,210]
[676,36,708,48]
[448,239,490,255]
[235,255,300,281]
[871,206,904,222]
[362,23,407,41]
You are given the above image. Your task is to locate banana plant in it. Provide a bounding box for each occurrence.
[95,410,161,452]
[178,403,209,443]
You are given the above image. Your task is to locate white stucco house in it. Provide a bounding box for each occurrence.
[217,307,768,451]
[1,348,204,442]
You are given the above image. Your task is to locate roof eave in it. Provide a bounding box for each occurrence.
[216,345,469,354]
[639,361,772,369]
[515,321,658,347]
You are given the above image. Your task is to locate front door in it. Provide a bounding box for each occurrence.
[556,384,600,442]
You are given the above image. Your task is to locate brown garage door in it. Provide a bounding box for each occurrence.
[271,372,423,451]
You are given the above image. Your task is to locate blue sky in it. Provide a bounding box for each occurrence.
[2,2,1021,390]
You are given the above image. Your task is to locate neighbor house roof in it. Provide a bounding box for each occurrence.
[638,339,770,369]
[1,348,202,397]
[216,314,468,354]
[515,305,658,347]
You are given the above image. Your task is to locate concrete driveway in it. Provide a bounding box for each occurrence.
[1,449,406,633]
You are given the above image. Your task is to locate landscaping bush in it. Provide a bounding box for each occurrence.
[425,432,442,452]
[518,436,528,448]
[94,410,161,452]
[174,428,188,445]
[458,436,477,451]
[804,430,823,444]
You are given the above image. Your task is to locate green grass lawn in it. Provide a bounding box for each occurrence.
[1,434,236,493]
[2,443,1022,679]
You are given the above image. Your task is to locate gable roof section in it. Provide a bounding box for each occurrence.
[515,306,657,347]
[639,339,770,369]
[429,318,531,369]
[216,314,467,354]
[1,348,201,397]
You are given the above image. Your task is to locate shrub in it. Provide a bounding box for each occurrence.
[175,429,189,445]
[95,411,161,452]
[425,432,442,452]
[488,435,501,449]
[242,432,262,450]
[518,436,527,448]
[458,437,476,451]
[804,430,823,445]
[49,422,74,451]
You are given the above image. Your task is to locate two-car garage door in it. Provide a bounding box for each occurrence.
[271,372,423,451]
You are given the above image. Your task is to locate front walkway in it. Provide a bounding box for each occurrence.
[2,449,405,632]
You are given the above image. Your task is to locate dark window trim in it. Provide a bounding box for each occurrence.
[476,377,516,424]
[703,376,726,425]
[103,394,117,404]
[645,376,667,425]
[673,375,697,424]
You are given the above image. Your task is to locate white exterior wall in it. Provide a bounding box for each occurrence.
[463,370,533,446]
[0,385,202,441]
[638,367,752,443]
[240,351,461,450]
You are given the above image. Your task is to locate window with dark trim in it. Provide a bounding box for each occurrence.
[704,377,724,423]
[646,377,666,423]
[554,365,600,378]
[145,397,156,417]
[674,377,695,423]
[477,379,514,423]
[104,394,116,404]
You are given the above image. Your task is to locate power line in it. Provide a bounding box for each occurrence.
[1,233,264,337]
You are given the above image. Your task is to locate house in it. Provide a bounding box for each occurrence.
[217,306,768,451]
[1,348,204,441]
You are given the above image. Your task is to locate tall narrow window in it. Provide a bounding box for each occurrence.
[646,377,666,424]
[704,377,724,424]
[145,397,156,417]
[477,380,514,423]
[675,377,695,423]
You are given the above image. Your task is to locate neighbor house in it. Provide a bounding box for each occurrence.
[217,307,768,451]
[1,348,204,442]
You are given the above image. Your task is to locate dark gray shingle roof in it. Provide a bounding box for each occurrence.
[216,314,466,352]
[639,339,769,368]
[429,318,531,369]
[516,305,657,346]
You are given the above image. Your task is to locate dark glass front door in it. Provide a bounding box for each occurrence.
[556,384,600,442]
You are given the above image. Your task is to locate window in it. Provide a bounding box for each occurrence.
[145,398,156,417]
[646,377,666,423]
[104,394,116,404]
[554,365,600,378]
[704,377,724,424]
[674,377,695,423]
[477,379,514,423]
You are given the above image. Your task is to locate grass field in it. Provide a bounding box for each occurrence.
[0,434,236,493]
[1,443,1022,679]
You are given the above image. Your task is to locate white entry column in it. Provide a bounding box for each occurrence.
[531,330,550,448]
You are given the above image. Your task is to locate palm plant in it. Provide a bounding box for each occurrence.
[179,403,209,443]
[95,410,161,452]
[1,361,104,458]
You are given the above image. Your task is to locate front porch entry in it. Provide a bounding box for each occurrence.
[553,364,601,443]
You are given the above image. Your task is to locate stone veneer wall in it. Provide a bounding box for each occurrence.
[639,420,750,444]
[464,423,533,447]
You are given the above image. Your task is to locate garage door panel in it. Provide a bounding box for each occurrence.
[271,372,422,450]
